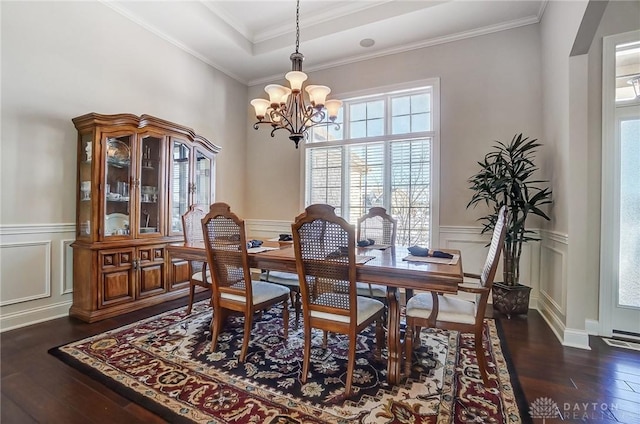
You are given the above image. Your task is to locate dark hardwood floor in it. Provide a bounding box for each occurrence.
[2,295,639,423]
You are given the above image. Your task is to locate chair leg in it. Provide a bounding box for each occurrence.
[186,282,196,314]
[282,299,289,340]
[475,327,490,385]
[404,319,414,377]
[414,325,422,345]
[345,334,357,397]
[374,318,384,361]
[301,324,312,384]
[211,308,228,353]
[239,312,253,363]
[323,331,328,348]
[294,291,301,326]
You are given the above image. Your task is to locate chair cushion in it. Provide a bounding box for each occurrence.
[356,282,387,298]
[260,271,300,288]
[191,270,211,284]
[405,293,477,325]
[310,295,384,325]
[221,280,289,304]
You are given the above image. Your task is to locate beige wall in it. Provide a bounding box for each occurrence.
[1,1,247,225]
[245,24,543,225]
[0,1,247,328]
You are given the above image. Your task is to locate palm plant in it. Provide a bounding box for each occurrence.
[467,133,552,286]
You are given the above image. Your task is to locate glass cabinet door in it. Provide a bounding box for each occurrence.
[170,140,191,234]
[78,132,94,239]
[194,148,213,206]
[138,134,163,236]
[104,134,132,239]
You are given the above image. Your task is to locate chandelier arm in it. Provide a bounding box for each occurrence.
[253,120,279,134]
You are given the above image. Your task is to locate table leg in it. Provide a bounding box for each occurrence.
[386,286,401,385]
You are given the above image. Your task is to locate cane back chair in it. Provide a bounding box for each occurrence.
[202,202,290,363]
[404,206,508,384]
[355,207,397,299]
[292,203,385,397]
[181,204,210,314]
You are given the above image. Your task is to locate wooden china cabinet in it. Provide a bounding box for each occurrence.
[71,113,220,322]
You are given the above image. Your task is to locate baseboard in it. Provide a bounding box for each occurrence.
[0,301,72,332]
[535,303,591,350]
[562,328,591,350]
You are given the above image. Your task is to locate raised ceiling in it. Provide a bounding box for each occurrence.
[106,0,546,85]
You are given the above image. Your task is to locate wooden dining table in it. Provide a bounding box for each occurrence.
[167,241,463,385]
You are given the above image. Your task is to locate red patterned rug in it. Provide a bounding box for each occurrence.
[50,301,530,423]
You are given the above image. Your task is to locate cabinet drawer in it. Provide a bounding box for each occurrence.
[138,246,165,263]
[101,250,134,269]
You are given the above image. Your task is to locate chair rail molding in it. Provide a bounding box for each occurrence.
[0,223,75,332]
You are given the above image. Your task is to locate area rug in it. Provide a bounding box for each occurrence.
[50,300,530,423]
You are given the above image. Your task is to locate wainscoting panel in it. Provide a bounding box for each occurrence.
[245,219,293,241]
[537,230,570,346]
[0,241,51,306]
[61,239,74,295]
[0,224,75,331]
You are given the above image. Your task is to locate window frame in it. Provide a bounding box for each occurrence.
[300,79,441,247]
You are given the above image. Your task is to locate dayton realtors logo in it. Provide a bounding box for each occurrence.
[529,397,622,422]
[529,397,560,422]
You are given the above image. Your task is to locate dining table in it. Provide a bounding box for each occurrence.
[167,240,463,385]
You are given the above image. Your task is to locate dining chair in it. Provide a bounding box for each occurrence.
[404,205,508,385]
[202,202,290,363]
[355,206,397,300]
[292,203,385,397]
[181,204,210,314]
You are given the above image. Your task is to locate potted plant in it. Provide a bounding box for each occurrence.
[467,133,552,318]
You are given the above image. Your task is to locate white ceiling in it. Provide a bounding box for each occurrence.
[105,0,546,86]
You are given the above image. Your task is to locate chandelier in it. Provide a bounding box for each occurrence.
[250,0,342,148]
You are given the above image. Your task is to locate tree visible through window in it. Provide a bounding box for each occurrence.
[305,83,438,246]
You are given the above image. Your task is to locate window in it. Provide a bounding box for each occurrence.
[305,81,439,246]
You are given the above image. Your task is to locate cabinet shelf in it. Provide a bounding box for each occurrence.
[107,158,130,168]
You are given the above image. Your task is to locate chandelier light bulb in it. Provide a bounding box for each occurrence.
[285,71,308,92]
[265,84,290,107]
[250,98,270,120]
[305,85,331,107]
[325,99,343,120]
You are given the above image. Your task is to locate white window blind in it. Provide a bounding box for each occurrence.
[305,83,438,246]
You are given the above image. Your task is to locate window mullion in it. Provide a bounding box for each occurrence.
[341,145,349,219]
[384,139,392,213]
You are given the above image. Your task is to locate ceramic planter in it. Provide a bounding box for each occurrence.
[492,282,532,318]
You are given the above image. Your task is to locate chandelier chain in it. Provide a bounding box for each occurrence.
[295,0,300,54]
